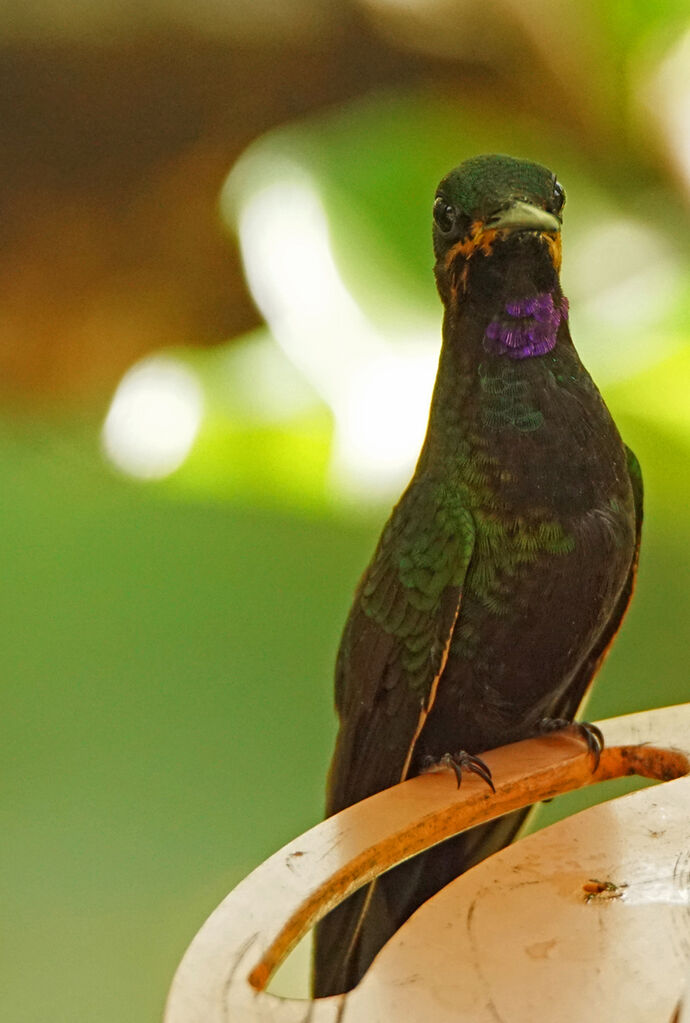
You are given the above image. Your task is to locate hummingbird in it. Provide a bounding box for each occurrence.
[312,154,643,997]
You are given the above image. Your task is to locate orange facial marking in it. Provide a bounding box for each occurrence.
[460,262,470,293]
[544,232,562,271]
[445,223,563,292]
[444,221,498,268]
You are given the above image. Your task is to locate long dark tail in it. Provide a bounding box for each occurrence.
[312,807,529,997]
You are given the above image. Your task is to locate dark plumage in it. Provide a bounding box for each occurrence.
[312,154,642,997]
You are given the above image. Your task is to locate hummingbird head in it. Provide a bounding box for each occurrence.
[432,154,565,306]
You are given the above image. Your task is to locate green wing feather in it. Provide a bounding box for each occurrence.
[314,480,475,997]
[328,479,476,816]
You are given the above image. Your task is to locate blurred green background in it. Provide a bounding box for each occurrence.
[2,2,690,1020]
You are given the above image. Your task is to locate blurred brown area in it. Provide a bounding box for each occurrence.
[0,16,437,405]
[0,0,627,408]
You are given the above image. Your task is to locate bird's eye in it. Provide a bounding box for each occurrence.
[552,180,565,214]
[433,196,457,234]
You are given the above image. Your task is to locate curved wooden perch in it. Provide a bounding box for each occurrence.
[164,704,690,1023]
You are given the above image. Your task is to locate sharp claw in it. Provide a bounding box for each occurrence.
[580,730,601,771]
[433,753,461,787]
[459,752,495,791]
[427,751,495,793]
[588,723,605,749]
[466,759,496,793]
[538,718,604,772]
[453,751,495,793]
[450,761,464,788]
[578,722,603,771]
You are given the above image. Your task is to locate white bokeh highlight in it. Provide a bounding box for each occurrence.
[102,356,203,479]
[643,27,690,196]
[231,166,437,497]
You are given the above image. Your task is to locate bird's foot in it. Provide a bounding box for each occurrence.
[421,750,495,793]
[537,717,604,771]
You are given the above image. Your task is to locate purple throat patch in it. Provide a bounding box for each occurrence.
[484,292,568,360]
